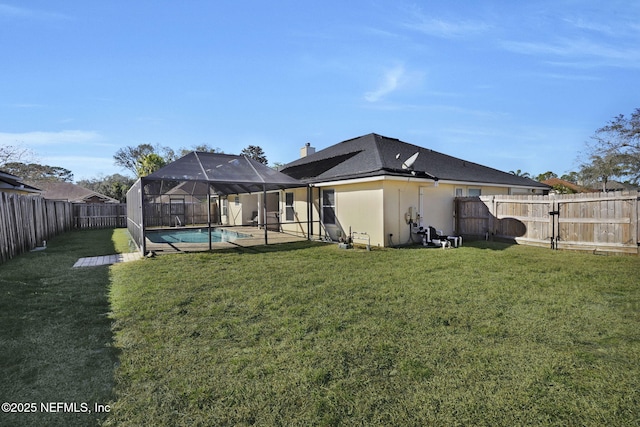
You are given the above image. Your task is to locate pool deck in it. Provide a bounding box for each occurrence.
[144,226,308,254]
[72,227,309,267]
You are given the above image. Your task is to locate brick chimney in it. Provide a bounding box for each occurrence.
[300,142,315,158]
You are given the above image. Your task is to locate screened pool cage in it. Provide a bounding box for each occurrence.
[126,152,303,254]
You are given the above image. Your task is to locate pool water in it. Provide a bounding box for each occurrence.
[146,228,251,244]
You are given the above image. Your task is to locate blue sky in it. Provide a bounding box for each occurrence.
[1,1,639,181]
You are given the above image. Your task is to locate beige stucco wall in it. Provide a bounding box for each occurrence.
[381,179,421,246]
[279,183,386,245]
[0,188,39,195]
[227,178,542,247]
[224,193,260,226]
[362,179,536,246]
[279,187,314,237]
[332,181,384,245]
[419,182,456,235]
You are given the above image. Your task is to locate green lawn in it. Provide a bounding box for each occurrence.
[1,229,639,426]
[0,229,131,427]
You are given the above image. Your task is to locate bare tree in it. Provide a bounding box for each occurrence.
[580,108,640,185]
[0,145,36,167]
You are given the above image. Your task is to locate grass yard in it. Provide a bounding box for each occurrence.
[105,237,639,426]
[0,229,131,427]
[1,229,639,426]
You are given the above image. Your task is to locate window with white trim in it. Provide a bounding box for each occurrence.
[322,189,336,224]
[221,198,228,216]
[285,192,294,221]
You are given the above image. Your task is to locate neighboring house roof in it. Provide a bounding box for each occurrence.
[542,178,596,193]
[27,181,120,203]
[281,133,549,189]
[0,170,42,194]
[604,180,639,192]
[152,181,215,203]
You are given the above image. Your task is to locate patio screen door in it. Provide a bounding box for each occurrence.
[321,189,340,241]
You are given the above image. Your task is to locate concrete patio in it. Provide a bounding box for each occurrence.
[73,252,143,268]
[144,226,308,254]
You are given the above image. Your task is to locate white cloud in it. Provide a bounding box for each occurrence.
[0,3,30,17]
[501,37,640,68]
[402,6,491,39]
[0,130,102,146]
[407,18,490,38]
[43,155,123,181]
[0,3,70,20]
[7,103,46,108]
[535,72,601,81]
[563,17,616,37]
[364,65,407,103]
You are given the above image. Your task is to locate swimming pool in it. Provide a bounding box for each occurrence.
[146,228,252,244]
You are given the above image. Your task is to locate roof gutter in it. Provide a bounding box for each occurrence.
[310,174,439,187]
[435,179,548,189]
[382,167,438,181]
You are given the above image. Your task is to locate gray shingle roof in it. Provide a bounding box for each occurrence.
[26,181,120,203]
[0,170,42,193]
[281,133,549,189]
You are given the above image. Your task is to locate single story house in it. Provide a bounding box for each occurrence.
[133,134,549,249]
[226,133,549,247]
[603,180,639,192]
[542,178,597,194]
[27,181,120,203]
[0,170,42,195]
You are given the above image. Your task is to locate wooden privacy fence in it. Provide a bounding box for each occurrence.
[0,192,73,262]
[455,191,640,255]
[143,202,214,228]
[0,192,128,263]
[74,203,127,229]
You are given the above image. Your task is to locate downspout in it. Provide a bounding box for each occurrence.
[263,184,268,245]
[306,185,311,240]
[317,186,323,240]
[397,188,401,246]
[207,185,212,251]
[319,186,323,240]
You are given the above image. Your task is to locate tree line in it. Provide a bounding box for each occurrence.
[508,108,640,193]
[0,142,268,202]
[2,108,638,201]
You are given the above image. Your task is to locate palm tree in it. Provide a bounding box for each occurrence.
[509,169,531,178]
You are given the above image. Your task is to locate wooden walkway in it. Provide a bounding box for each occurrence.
[73,252,142,268]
